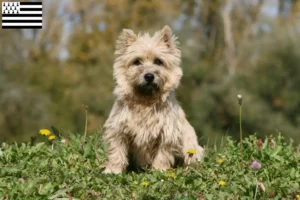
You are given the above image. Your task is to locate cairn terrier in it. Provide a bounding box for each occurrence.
[103,26,204,174]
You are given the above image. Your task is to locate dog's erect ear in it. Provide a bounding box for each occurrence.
[158,25,178,48]
[115,29,137,55]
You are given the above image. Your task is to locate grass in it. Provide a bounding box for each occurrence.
[0,131,299,200]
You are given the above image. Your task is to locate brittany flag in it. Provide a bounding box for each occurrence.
[2,2,42,29]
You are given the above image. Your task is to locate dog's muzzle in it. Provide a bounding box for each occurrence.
[136,82,159,96]
[134,73,160,96]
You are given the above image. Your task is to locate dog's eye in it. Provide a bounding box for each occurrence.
[133,59,141,66]
[154,58,163,66]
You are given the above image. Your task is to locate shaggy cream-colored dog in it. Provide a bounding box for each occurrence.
[103,26,204,174]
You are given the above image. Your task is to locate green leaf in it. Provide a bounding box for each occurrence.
[83,143,93,157]
[39,182,54,195]
[205,194,214,200]
[48,189,68,199]
[290,168,295,178]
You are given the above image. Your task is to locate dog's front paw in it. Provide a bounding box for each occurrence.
[153,166,170,171]
[195,146,205,161]
[184,146,205,165]
[102,167,123,174]
[152,162,171,171]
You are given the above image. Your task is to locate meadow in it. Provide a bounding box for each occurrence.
[1,128,299,199]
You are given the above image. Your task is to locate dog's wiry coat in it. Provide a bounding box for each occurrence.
[103,26,204,174]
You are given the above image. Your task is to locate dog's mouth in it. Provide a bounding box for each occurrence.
[135,83,159,96]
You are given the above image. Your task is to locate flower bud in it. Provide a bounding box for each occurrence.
[237,94,242,105]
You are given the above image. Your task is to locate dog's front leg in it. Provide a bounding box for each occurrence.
[182,121,204,165]
[103,136,128,174]
[152,148,174,171]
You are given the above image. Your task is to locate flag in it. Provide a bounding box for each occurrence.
[2,2,42,29]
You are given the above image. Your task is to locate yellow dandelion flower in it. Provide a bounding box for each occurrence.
[166,173,176,178]
[218,181,226,186]
[141,182,149,187]
[296,194,300,199]
[217,159,223,164]
[48,135,56,140]
[39,129,51,136]
[133,181,138,185]
[186,149,196,154]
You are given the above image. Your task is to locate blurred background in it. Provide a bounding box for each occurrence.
[0,0,300,144]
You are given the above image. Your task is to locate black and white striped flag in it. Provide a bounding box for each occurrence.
[2,2,42,29]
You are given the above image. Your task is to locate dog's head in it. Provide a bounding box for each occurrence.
[113,26,182,102]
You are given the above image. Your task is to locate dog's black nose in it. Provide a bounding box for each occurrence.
[144,73,154,83]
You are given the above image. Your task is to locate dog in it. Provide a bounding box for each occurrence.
[103,26,204,174]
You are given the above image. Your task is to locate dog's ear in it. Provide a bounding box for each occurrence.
[158,25,178,49]
[115,29,137,55]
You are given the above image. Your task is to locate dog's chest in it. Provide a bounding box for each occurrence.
[125,104,182,146]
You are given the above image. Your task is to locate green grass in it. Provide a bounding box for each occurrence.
[0,132,299,200]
